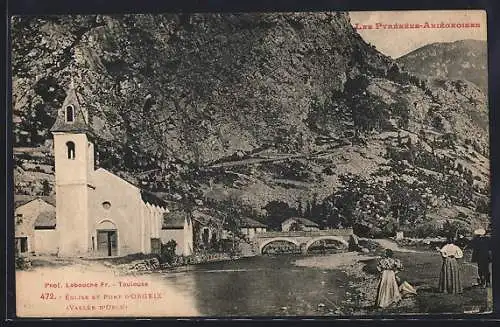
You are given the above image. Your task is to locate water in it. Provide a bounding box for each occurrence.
[154,255,348,316]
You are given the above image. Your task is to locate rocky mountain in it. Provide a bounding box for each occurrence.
[396,39,488,94]
[11,13,490,237]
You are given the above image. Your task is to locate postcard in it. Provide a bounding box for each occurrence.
[11,9,491,317]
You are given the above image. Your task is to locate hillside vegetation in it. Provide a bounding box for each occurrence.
[12,13,490,237]
[396,39,487,93]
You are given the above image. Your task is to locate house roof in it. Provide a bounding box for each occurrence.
[14,195,56,209]
[140,189,169,208]
[240,217,267,228]
[34,210,56,229]
[283,217,319,227]
[162,210,188,229]
[192,210,222,226]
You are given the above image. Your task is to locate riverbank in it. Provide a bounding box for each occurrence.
[293,247,491,315]
[19,241,491,316]
[99,251,248,274]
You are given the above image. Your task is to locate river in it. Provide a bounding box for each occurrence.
[154,254,349,316]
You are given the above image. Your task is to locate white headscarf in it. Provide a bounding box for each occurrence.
[439,243,463,258]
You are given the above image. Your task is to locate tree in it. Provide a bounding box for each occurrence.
[264,200,297,230]
[41,180,51,196]
[393,100,410,129]
[387,63,401,81]
[304,200,312,218]
[212,197,248,253]
[160,240,177,264]
[296,199,304,216]
[387,179,427,226]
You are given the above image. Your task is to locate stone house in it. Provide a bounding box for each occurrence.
[14,197,57,255]
[281,217,320,232]
[240,217,267,240]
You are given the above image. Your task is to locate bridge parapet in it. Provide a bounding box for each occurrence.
[254,228,353,239]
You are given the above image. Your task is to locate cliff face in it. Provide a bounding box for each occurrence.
[12,13,392,161]
[396,39,488,94]
[12,13,489,235]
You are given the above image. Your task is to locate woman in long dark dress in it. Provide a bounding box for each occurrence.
[375,249,403,308]
[471,228,492,288]
[437,240,464,294]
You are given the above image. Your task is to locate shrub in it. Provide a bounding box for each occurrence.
[439,220,469,240]
[15,255,31,270]
[381,218,398,237]
[476,197,490,214]
[413,222,441,238]
[159,240,177,264]
[358,239,382,251]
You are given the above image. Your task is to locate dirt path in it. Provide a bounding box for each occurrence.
[293,239,424,271]
[369,238,420,253]
[294,252,376,270]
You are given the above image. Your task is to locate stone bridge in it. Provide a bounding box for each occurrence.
[251,228,354,255]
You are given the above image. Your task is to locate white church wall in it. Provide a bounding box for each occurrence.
[149,204,164,239]
[90,168,147,256]
[34,230,58,255]
[142,203,152,254]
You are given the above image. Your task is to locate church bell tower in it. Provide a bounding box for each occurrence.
[50,87,95,256]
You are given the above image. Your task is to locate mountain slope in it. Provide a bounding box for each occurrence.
[396,39,487,93]
[11,13,490,236]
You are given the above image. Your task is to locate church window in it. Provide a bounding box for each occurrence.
[66,141,76,159]
[151,238,161,254]
[102,201,111,209]
[66,105,74,123]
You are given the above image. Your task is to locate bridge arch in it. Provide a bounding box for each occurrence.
[304,236,349,253]
[258,237,301,254]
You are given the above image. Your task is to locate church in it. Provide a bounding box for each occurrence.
[16,88,194,258]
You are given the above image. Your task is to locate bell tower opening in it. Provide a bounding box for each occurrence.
[66,141,75,159]
[66,105,74,122]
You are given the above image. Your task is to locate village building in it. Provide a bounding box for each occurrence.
[14,88,193,258]
[14,196,57,255]
[240,217,267,240]
[191,210,223,249]
[160,209,194,256]
[281,217,320,232]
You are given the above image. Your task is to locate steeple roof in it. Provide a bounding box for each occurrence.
[50,87,92,134]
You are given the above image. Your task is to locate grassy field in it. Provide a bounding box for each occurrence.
[360,249,490,314]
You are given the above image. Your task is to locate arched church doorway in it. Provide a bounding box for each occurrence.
[96,220,118,256]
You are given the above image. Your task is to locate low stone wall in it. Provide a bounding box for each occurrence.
[117,257,160,272]
[257,228,354,238]
[395,237,449,250]
[117,252,237,273]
